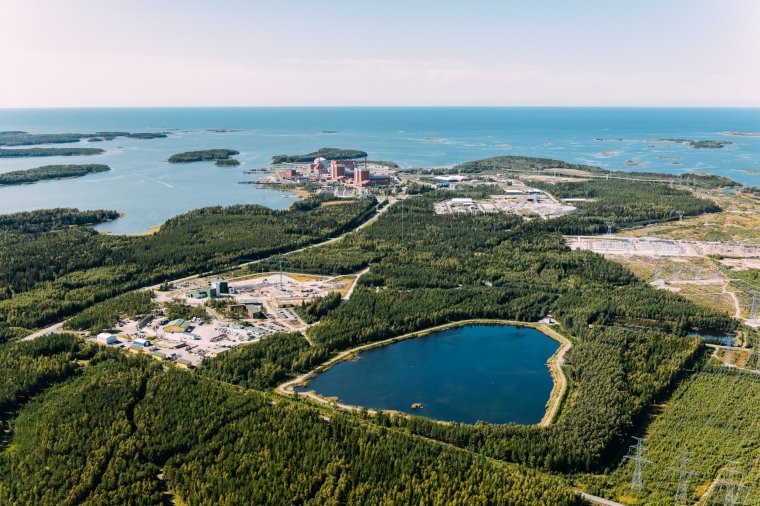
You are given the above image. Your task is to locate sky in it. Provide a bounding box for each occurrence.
[1,0,759,107]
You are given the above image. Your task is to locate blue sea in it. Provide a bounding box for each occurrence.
[1,107,759,233]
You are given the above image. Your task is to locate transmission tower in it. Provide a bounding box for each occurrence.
[669,454,696,506]
[694,268,703,281]
[750,291,758,320]
[723,461,744,506]
[624,437,652,492]
[674,267,682,282]
[677,211,685,222]
[605,220,615,235]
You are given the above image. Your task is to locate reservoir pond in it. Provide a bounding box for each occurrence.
[297,324,560,425]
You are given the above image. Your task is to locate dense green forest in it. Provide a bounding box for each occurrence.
[0,336,581,505]
[167,149,239,163]
[0,164,110,185]
[0,196,376,336]
[0,147,105,157]
[65,291,155,332]
[295,292,343,324]
[272,148,368,164]
[599,357,760,505]
[0,131,166,146]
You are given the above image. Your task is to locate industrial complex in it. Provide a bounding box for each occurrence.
[266,156,396,194]
[91,270,359,365]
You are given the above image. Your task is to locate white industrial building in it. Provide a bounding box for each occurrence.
[96,332,118,345]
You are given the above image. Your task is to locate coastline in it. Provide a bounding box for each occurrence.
[276,318,572,427]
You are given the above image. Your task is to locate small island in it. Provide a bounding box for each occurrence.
[658,138,732,149]
[0,147,105,157]
[271,148,368,164]
[168,149,240,163]
[0,130,168,146]
[215,158,241,167]
[0,164,111,186]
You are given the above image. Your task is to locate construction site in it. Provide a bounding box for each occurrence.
[100,270,360,365]
[434,189,577,219]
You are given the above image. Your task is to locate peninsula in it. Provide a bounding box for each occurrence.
[0,130,168,146]
[0,147,105,157]
[272,148,368,164]
[0,164,111,185]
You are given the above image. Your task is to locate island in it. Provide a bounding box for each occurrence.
[167,149,240,163]
[0,130,168,146]
[271,148,368,164]
[0,147,105,157]
[721,131,760,137]
[0,164,111,185]
[658,138,732,149]
[215,158,241,167]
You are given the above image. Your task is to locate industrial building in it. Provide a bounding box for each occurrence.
[434,175,470,183]
[212,278,229,294]
[188,288,216,299]
[96,332,118,344]
[163,319,190,333]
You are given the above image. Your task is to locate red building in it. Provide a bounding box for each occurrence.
[354,168,370,186]
[330,161,346,180]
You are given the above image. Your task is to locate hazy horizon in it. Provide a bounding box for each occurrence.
[2,0,759,108]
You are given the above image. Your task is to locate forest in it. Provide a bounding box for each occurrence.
[0,164,110,185]
[0,147,105,157]
[167,149,239,163]
[598,357,760,505]
[0,336,581,505]
[0,195,376,336]
[271,148,368,163]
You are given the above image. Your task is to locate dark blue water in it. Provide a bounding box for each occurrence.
[1,107,759,233]
[297,324,560,424]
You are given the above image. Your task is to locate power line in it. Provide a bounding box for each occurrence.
[723,461,744,506]
[624,437,652,492]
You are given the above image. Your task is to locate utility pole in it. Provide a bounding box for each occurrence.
[624,437,652,492]
[278,259,285,291]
